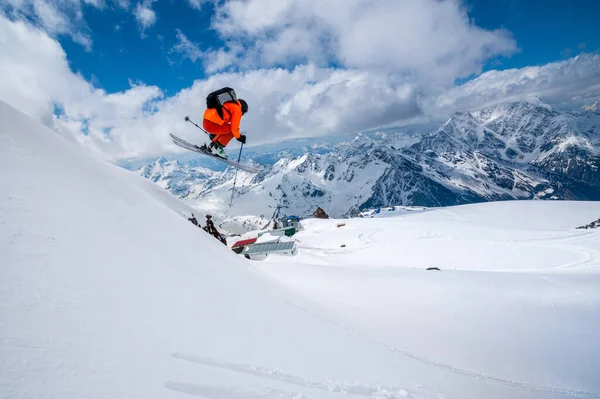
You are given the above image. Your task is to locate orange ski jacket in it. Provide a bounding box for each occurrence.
[203,101,243,139]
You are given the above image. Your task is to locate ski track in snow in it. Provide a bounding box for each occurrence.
[277,300,600,399]
[165,381,302,399]
[380,346,600,399]
[444,232,600,270]
[297,226,600,271]
[171,352,414,399]
[171,326,600,399]
[414,231,600,270]
[539,275,597,293]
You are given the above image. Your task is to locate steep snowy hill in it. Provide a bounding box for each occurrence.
[0,99,518,399]
[134,100,599,223]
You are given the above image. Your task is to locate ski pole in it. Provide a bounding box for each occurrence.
[229,143,244,207]
[236,142,244,163]
[184,116,210,136]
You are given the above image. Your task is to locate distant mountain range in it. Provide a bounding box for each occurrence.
[134,100,600,219]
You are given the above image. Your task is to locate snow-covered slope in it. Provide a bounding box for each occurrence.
[257,200,600,398]
[136,100,599,225]
[0,100,503,399]
[3,99,600,398]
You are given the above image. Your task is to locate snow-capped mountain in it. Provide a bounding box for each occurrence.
[135,100,600,219]
[583,100,600,112]
[137,156,220,198]
[408,100,600,202]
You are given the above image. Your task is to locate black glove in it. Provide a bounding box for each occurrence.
[237,134,247,144]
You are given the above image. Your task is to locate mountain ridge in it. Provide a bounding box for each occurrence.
[134,100,600,219]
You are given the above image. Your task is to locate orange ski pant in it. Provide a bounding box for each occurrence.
[203,119,235,147]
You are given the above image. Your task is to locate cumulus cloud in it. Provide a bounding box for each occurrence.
[0,15,162,157]
[274,69,422,135]
[211,0,517,84]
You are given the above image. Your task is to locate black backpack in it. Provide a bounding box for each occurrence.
[206,87,238,120]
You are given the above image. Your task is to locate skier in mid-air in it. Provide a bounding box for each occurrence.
[200,87,248,159]
[173,86,258,173]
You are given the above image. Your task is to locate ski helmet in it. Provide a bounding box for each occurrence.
[239,99,248,115]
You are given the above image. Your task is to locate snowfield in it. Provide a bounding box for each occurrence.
[258,201,600,397]
[2,99,600,399]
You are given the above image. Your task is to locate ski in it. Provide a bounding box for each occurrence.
[169,133,261,174]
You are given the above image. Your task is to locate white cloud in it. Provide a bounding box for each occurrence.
[83,0,105,7]
[171,29,204,62]
[114,0,129,10]
[170,28,245,74]
[202,48,238,73]
[133,0,156,34]
[1,0,99,50]
[187,0,208,10]
[169,29,250,75]
[431,53,600,115]
[201,41,246,73]
[1,12,599,164]
[211,0,517,84]
[32,0,70,32]
[0,14,421,159]
[0,15,162,157]
[273,68,422,134]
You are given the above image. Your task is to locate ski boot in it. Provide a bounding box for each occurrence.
[209,142,228,159]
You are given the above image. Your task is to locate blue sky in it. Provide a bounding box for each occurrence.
[60,0,217,95]
[468,0,600,69]
[1,0,599,160]
[57,0,600,96]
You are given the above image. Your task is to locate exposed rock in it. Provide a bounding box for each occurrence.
[313,207,329,219]
[576,218,600,229]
